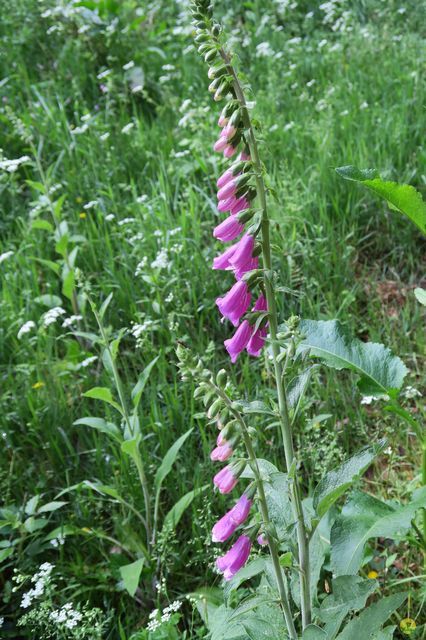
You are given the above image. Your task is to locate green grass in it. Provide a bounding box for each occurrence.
[0,0,425,637]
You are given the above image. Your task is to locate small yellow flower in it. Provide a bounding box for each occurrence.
[79,212,86,219]
[367,570,378,579]
[81,527,92,534]
[76,196,83,203]
[32,381,45,390]
[400,618,416,635]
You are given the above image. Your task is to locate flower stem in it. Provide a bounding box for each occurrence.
[215,386,298,639]
[221,50,312,628]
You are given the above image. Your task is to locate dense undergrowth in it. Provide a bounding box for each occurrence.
[0,0,424,638]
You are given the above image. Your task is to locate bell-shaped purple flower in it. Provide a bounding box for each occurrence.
[229,234,254,271]
[235,256,259,280]
[213,465,238,494]
[230,196,250,215]
[224,144,237,158]
[216,535,252,580]
[246,326,267,356]
[210,442,233,462]
[212,244,237,271]
[218,196,237,212]
[214,135,228,152]
[224,320,252,362]
[216,281,251,327]
[257,533,268,546]
[217,168,234,189]
[211,494,252,542]
[213,215,244,242]
[217,179,237,201]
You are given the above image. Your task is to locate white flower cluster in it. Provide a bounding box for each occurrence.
[50,603,83,629]
[20,562,53,609]
[17,320,36,339]
[0,155,31,172]
[42,307,66,327]
[403,385,422,399]
[146,601,181,632]
[151,248,170,270]
[62,314,82,328]
[135,257,148,276]
[50,533,66,547]
[0,250,14,264]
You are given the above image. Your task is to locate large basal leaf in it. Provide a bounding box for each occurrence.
[303,626,328,639]
[317,575,377,639]
[313,441,386,517]
[331,487,426,575]
[263,472,293,541]
[336,592,406,640]
[335,165,426,235]
[210,597,274,640]
[298,319,408,397]
[162,484,208,533]
[223,558,266,604]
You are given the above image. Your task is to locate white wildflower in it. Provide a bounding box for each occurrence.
[70,124,89,135]
[97,69,112,80]
[0,250,14,264]
[403,385,422,399]
[123,60,135,70]
[17,320,36,339]
[79,356,98,368]
[360,101,369,110]
[105,213,115,221]
[84,200,98,210]
[121,122,135,134]
[151,248,169,270]
[42,307,66,327]
[100,132,110,141]
[62,315,82,328]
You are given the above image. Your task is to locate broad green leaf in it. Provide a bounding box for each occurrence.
[74,417,122,441]
[331,487,426,575]
[83,386,123,414]
[121,437,142,465]
[38,501,67,513]
[99,292,113,320]
[24,517,48,532]
[119,558,144,597]
[131,356,160,409]
[25,495,40,515]
[154,428,193,494]
[34,294,62,308]
[0,547,14,563]
[224,558,266,604]
[31,257,61,275]
[336,593,406,640]
[242,458,278,480]
[298,319,407,397]
[26,179,45,193]
[287,366,319,421]
[74,415,121,437]
[303,626,328,639]
[335,166,426,235]
[371,628,396,640]
[44,524,78,541]
[313,441,386,517]
[414,287,426,306]
[62,269,75,301]
[162,484,208,532]
[31,219,53,232]
[263,472,293,540]
[317,575,377,639]
[55,233,69,257]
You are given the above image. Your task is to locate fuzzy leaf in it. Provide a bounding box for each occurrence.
[299,319,407,397]
[131,356,160,409]
[336,593,406,640]
[414,287,426,306]
[73,417,122,441]
[336,165,426,235]
[331,487,426,575]
[154,428,193,494]
[313,441,386,517]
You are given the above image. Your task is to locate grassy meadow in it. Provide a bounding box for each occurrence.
[0,0,425,637]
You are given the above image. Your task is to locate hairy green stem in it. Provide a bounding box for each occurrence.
[215,385,297,639]
[220,49,312,628]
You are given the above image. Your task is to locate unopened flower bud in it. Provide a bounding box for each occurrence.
[237,209,255,224]
[208,397,222,418]
[205,48,218,63]
[216,369,227,387]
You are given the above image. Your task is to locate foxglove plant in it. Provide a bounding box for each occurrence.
[177,1,422,638]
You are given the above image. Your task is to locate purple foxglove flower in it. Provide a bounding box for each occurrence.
[246,326,267,356]
[217,168,235,189]
[216,535,252,580]
[217,431,226,446]
[239,151,251,161]
[212,244,237,271]
[217,179,237,201]
[214,135,228,152]
[235,256,259,280]
[218,196,237,212]
[216,282,251,327]
[253,294,267,312]
[213,215,244,243]
[213,465,238,494]
[229,493,252,525]
[224,144,237,158]
[218,114,228,127]
[224,320,252,362]
[222,123,237,140]
[210,442,233,461]
[212,513,237,542]
[230,197,250,215]
[229,234,254,271]
[257,533,268,546]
